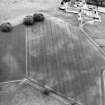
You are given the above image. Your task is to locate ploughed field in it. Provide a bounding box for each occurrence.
[27,16,105,105]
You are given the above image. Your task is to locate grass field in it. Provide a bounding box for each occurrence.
[0,25,26,82]
[0,0,60,23]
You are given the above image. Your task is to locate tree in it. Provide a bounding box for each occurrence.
[93,0,99,8]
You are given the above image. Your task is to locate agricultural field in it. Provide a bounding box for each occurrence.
[0,0,105,105]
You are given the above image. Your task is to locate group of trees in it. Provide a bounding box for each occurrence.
[61,0,105,7]
[86,0,105,7]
